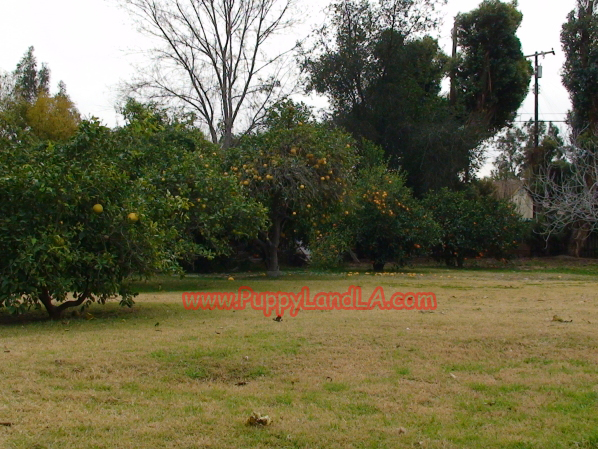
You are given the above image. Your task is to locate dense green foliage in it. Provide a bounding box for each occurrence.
[0,104,266,318]
[348,166,440,270]
[424,188,529,267]
[0,121,178,318]
[308,158,441,271]
[118,100,267,256]
[301,0,531,195]
[300,0,458,195]
[227,101,358,274]
[455,0,533,132]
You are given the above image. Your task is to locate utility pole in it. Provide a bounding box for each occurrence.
[524,49,556,148]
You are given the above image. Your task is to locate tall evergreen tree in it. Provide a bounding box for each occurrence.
[455,0,533,132]
[301,0,532,195]
[561,0,598,135]
[0,47,80,145]
[14,46,50,103]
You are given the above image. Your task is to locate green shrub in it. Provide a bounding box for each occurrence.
[424,188,529,267]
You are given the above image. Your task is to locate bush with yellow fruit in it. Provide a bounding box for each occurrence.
[0,101,267,319]
[225,100,358,275]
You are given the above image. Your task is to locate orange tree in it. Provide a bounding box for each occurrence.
[423,188,529,267]
[309,164,440,271]
[117,100,267,257]
[0,110,265,319]
[226,101,358,275]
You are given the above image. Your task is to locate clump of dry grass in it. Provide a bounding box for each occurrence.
[1,267,597,448]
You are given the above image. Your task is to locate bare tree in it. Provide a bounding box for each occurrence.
[530,137,598,257]
[122,0,299,148]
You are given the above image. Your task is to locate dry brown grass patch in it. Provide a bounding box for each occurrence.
[1,268,597,448]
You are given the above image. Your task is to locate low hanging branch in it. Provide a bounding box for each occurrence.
[38,287,91,320]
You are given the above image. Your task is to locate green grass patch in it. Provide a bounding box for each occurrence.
[3,267,598,448]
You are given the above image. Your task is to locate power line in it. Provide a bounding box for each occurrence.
[513,120,567,123]
[517,113,567,115]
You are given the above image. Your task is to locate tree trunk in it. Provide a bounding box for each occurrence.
[266,241,281,277]
[372,261,385,272]
[38,286,89,320]
[348,249,360,263]
[221,125,234,150]
[568,221,590,257]
[39,287,61,320]
[449,21,458,107]
[263,216,282,277]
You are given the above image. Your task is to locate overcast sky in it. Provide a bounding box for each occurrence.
[1,0,577,174]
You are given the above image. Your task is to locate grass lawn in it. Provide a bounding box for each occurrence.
[1,260,598,448]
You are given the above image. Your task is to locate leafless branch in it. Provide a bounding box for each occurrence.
[529,139,598,242]
[121,0,299,147]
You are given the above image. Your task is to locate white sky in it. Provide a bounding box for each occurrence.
[0,0,577,175]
